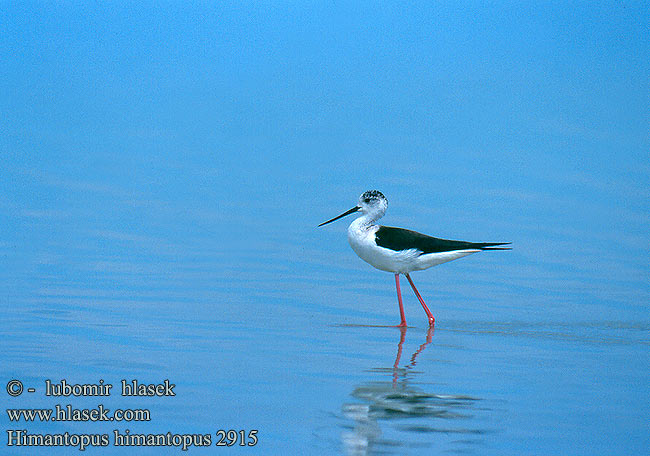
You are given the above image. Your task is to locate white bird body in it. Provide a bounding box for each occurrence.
[347,216,479,274]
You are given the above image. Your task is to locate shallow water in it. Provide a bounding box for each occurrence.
[2,201,649,454]
[3,3,649,453]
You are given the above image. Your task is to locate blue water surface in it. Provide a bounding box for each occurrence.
[2,2,649,455]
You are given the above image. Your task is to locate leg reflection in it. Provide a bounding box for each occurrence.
[341,325,484,455]
[392,326,406,387]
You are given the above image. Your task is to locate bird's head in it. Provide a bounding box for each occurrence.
[358,190,388,219]
[318,190,387,227]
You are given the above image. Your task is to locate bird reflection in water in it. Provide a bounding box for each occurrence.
[341,327,487,455]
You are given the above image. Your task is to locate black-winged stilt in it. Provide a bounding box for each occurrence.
[319,190,510,327]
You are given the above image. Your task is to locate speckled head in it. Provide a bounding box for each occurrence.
[358,190,388,219]
[359,190,386,205]
[318,190,388,227]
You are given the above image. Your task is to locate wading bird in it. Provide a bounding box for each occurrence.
[319,190,510,327]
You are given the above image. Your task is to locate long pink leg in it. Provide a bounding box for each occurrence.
[405,273,435,326]
[394,274,407,327]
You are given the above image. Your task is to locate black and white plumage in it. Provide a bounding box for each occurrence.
[376,226,510,254]
[318,190,510,326]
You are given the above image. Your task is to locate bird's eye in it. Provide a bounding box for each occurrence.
[363,198,370,203]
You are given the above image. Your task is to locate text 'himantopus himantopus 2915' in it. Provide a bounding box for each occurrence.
[319,190,510,327]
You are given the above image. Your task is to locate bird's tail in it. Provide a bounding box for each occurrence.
[476,242,512,251]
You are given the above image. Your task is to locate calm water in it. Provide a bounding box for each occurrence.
[3,3,649,454]
[2,171,648,454]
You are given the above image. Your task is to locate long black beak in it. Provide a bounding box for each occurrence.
[318,206,361,227]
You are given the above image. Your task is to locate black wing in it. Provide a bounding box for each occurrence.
[375,226,511,253]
